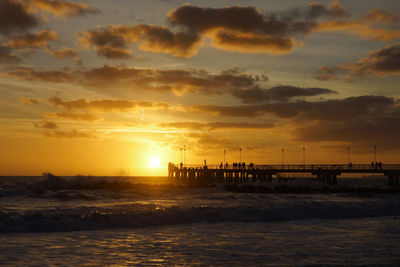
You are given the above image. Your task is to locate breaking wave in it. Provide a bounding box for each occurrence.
[1,199,400,233]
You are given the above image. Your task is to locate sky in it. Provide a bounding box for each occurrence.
[0,0,399,176]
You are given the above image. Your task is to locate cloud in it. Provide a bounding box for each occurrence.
[43,128,96,138]
[315,66,338,81]
[365,8,400,25]
[48,96,169,111]
[28,0,100,17]
[78,2,400,58]
[34,118,96,138]
[79,24,201,58]
[231,85,336,103]
[46,111,100,121]
[315,20,400,42]
[34,120,59,129]
[186,95,395,119]
[187,132,237,151]
[0,46,22,63]
[46,46,77,58]
[45,46,81,64]
[184,95,400,150]
[341,44,400,77]
[81,65,268,94]
[0,0,39,36]
[212,31,297,54]
[4,30,58,51]
[19,96,38,104]
[5,65,267,95]
[291,99,400,150]
[158,121,274,130]
[167,4,339,35]
[81,2,347,58]
[6,67,73,82]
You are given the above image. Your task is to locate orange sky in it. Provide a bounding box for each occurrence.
[1,0,400,175]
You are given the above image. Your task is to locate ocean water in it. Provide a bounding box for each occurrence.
[1,176,400,266]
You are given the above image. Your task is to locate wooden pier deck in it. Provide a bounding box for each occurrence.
[168,163,400,187]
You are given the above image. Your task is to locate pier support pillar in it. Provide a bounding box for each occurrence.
[388,175,395,187]
[331,173,337,186]
[267,173,273,182]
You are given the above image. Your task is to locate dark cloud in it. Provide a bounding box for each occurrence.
[29,0,100,17]
[185,95,400,150]
[78,2,400,58]
[34,120,59,129]
[187,95,395,120]
[0,46,22,63]
[341,44,400,78]
[292,102,400,150]
[4,30,58,51]
[5,65,267,95]
[81,2,347,58]
[79,24,201,58]
[48,96,169,111]
[231,85,336,103]
[158,121,274,130]
[0,0,39,36]
[315,66,338,81]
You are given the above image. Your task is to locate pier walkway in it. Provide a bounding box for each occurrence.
[168,163,400,187]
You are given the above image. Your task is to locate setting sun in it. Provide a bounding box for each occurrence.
[149,156,161,168]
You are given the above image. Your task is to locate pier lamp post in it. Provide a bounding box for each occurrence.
[347,146,350,165]
[374,145,376,163]
[224,149,226,165]
[184,145,186,165]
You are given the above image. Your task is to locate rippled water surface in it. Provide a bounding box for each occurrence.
[1,176,399,265]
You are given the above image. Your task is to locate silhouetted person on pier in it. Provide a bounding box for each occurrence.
[242,162,246,169]
[220,162,223,169]
[238,162,241,169]
[349,162,352,169]
[226,163,228,169]
[371,161,375,168]
[180,162,183,169]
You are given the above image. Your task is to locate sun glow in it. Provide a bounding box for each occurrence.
[149,156,161,168]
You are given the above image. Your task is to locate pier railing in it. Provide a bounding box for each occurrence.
[170,163,400,172]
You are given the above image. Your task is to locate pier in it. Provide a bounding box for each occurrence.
[168,163,400,187]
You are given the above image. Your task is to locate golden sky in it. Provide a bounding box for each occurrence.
[1,0,400,175]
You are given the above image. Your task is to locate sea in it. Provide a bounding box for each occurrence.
[0,175,399,266]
